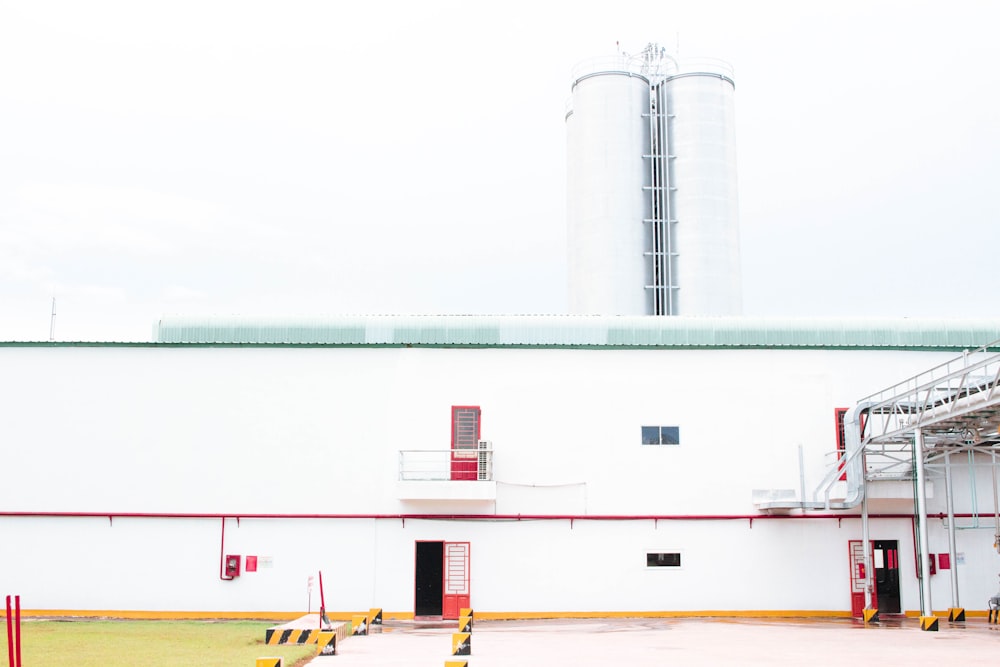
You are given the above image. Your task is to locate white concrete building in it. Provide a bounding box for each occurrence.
[2,315,1000,620]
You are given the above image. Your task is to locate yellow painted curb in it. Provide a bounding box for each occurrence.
[255,659,282,667]
[467,610,854,620]
[15,608,858,621]
[863,608,879,624]
[919,616,939,631]
[948,607,965,622]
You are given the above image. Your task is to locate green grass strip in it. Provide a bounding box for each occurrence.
[1,619,315,667]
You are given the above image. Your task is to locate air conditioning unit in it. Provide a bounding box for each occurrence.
[477,440,492,480]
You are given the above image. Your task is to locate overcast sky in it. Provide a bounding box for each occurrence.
[2,1,999,341]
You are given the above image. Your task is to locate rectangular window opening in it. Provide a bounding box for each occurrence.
[647,552,681,567]
[642,425,680,445]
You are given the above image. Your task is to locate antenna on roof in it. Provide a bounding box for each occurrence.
[49,297,56,341]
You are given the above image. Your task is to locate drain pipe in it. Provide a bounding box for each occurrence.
[798,444,807,506]
[219,517,235,581]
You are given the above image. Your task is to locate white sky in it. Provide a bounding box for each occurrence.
[2,0,999,341]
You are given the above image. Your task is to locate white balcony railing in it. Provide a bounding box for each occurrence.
[398,444,493,481]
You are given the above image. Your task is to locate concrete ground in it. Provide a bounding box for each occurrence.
[310,616,1000,666]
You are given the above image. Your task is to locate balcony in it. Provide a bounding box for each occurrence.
[396,444,496,501]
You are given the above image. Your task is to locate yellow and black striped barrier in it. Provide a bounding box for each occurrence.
[316,630,337,657]
[352,614,369,636]
[445,661,468,667]
[458,614,473,633]
[948,607,965,622]
[452,632,471,656]
[369,607,383,625]
[265,628,317,645]
[863,608,879,624]
[460,607,473,619]
[919,615,939,631]
[255,659,282,667]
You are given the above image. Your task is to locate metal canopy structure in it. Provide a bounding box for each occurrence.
[753,339,1000,623]
[863,341,1000,450]
[856,340,1000,622]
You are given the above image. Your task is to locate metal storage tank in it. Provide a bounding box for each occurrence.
[664,58,742,315]
[566,47,742,316]
[566,55,652,315]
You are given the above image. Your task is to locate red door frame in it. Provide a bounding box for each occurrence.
[442,541,471,619]
[835,407,868,482]
[413,540,470,619]
[450,406,481,480]
[834,408,848,481]
[848,539,878,617]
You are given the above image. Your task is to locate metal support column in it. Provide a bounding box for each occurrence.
[914,428,937,629]
[861,471,874,615]
[945,452,965,620]
[993,450,1000,554]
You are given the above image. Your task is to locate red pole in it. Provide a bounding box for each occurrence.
[5,595,13,667]
[13,596,19,667]
[318,571,326,631]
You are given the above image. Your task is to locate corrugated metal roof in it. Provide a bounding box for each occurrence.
[151,315,1000,349]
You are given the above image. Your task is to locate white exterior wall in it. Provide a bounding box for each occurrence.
[1,345,998,616]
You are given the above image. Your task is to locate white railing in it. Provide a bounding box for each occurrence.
[398,445,493,481]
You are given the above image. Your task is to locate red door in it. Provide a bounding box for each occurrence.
[451,406,480,480]
[848,540,878,616]
[442,541,470,619]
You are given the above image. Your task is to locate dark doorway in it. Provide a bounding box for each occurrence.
[415,541,444,617]
[873,540,901,613]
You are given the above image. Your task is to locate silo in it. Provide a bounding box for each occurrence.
[664,59,742,315]
[566,55,652,315]
[566,47,743,316]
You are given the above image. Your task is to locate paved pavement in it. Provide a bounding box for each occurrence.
[309,616,1000,666]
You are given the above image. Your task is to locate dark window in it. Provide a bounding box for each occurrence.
[642,425,680,445]
[647,552,681,567]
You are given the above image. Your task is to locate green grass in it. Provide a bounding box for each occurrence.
[0,620,316,667]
